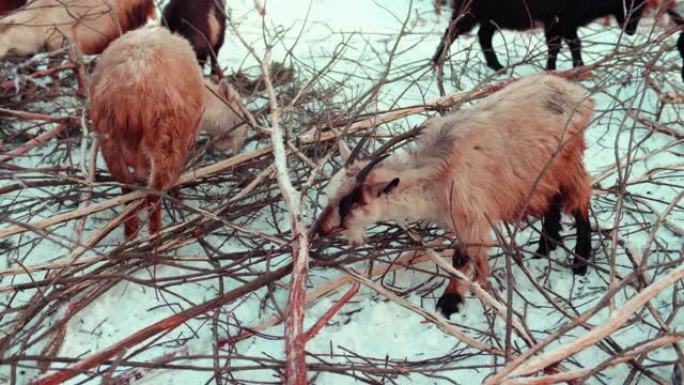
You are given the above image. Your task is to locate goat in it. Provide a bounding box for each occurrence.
[432,0,647,71]
[314,74,594,318]
[0,0,26,15]
[0,0,155,59]
[162,0,226,76]
[201,77,250,152]
[90,27,205,240]
[668,7,684,81]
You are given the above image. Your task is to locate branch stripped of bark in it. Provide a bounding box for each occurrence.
[259,49,311,385]
[487,265,684,384]
[31,263,294,385]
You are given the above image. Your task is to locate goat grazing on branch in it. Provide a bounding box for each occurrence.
[315,74,595,318]
[162,0,226,76]
[90,27,205,240]
[432,0,647,71]
[0,0,155,59]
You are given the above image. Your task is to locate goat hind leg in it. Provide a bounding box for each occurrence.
[535,194,563,258]
[544,24,562,70]
[478,23,504,71]
[572,208,591,275]
[563,28,584,68]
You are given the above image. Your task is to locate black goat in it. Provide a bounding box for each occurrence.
[0,0,26,15]
[162,0,226,76]
[668,7,684,81]
[432,0,647,71]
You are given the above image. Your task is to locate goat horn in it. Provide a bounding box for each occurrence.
[356,153,391,183]
[345,136,369,167]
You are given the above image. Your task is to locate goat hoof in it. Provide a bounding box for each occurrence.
[572,264,588,276]
[436,293,463,319]
[532,246,547,259]
[489,63,504,72]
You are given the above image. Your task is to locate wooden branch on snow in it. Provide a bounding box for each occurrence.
[487,265,684,384]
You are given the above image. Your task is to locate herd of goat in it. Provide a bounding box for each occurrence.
[0,0,682,318]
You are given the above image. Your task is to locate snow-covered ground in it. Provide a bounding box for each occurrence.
[1,0,683,384]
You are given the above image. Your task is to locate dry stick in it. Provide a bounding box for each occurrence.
[218,250,433,348]
[342,266,505,356]
[303,282,359,342]
[110,252,434,385]
[0,124,68,163]
[488,265,684,384]
[31,263,294,385]
[0,68,590,241]
[259,49,311,385]
[501,334,683,385]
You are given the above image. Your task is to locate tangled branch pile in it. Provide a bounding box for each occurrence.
[0,1,683,384]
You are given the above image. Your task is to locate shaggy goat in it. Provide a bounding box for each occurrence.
[315,74,594,318]
[432,0,647,71]
[90,27,205,240]
[201,77,250,152]
[162,0,226,76]
[0,0,155,59]
[668,7,684,81]
[0,0,25,15]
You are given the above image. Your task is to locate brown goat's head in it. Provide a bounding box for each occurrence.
[313,143,399,245]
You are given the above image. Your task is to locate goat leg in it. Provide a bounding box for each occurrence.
[478,23,504,71]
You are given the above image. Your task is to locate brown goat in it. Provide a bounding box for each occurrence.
[162,0,226,76]
[0,0,26,15]
[0,0,155,59]
[90,27,205,240]
[315,74,594,318]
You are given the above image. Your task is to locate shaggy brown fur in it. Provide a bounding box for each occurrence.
[0,0,155,58]
[90,27,204,240]
[0,0,25,15]
[162,0,226,76]
[317,74,594,318]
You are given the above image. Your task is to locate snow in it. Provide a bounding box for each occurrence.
[1,0,683,384]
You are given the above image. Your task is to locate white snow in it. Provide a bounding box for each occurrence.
[1,0,683,384]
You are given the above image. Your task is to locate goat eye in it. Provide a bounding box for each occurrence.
[338,187,364,220]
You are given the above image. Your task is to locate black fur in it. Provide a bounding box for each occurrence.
[436,292,463,318]
[433,0,647,71]
[572,210,592,275]
[435,248,468,318]
[535,195,563,257]
[338,186,364,222]
[162,0,226,75]
[678,32,684,82]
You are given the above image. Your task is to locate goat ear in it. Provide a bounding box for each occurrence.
[372,178,400,197]
[338,141,352,161]
[217,79,239,102]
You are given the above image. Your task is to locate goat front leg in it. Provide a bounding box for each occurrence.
[544,24,562,70]
[478,23,504,71]
[436,247,470,318]
[563,28,584,68]
[432,12,478,65]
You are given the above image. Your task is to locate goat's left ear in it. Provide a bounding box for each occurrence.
[372,178,400,197]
